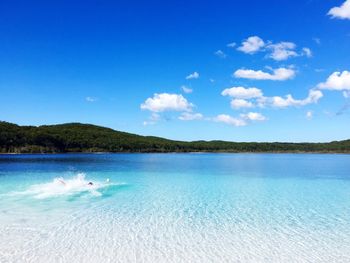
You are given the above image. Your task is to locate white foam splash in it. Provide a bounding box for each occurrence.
[13,173,117,199]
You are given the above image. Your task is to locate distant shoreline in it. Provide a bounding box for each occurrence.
[1,121,349,154]
[1,151,350,155]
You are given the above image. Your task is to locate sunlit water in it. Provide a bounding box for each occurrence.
[1,153,350,262]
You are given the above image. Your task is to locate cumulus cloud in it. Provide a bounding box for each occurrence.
[213,112,266,127]
[141,93,193,112]
[178,112,203,121]
[266,42,298,61]
[237,36,265,54]
[240,112,267,121]
[236,36,312,60]
[221,86,263,99]
[221,86,322,109]
[214,50,227,58]
[213,114,247,126]
[181,85,193,94]
[328,0,350,20]
[186,72,199,80]
[230,99,254,109]
[266,90,323,108]
[317,71,350,95]
[234,67,296,81]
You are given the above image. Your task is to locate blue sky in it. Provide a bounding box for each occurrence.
[0,0,350,142]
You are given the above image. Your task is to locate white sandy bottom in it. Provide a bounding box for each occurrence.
[1,204,350,263]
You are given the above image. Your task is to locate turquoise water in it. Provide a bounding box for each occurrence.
[1,153,350,262]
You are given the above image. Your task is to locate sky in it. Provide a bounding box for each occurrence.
[0,0,350,142]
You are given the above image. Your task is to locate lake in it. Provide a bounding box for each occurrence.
[1,153,350,262]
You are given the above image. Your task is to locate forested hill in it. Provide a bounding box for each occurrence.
[0,121,349,153]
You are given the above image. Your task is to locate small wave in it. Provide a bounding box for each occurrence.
[11,173,122,199]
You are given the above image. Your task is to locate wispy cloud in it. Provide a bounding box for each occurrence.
[313,37,321,45]
[302,47,312,58]
[181,85,193,94]
[186,72,199,80]
[240,112,267,121]
[230,99,254,109]
[143,113,161,126]
[214,50,227,58]
[213,114,247,126]
[226,42,236,48]
[178,112,203,121]
[86,96,97,102]
[306,111,313,120]
[336,101,350,115]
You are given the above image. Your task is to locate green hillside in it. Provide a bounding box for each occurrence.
[1,121,349,153]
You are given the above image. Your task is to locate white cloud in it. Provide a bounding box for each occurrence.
[317,71,350,94]
[267,42,298,61]
[221,86,322,110]
[186,72,199,80]
[141,93,193,112]
[209,78,215,83]
[221,86,263,99]
[313,38,321,45]
[315,68,325,73]
[86,97,97,102]
[213,112,266,127]
[230,99,254,109]
[302,47,312,58]
[214,50,227,58]
[178,112,203,121]
[344,91,350,98]
[181,85,193,94]
[306,111,313,120]
[240,112,267,121]
[237,36,265,54]
[234,67,296,81]
[267,89,323,108]
[214,114,247,126]
[328,0,350,20]
[236,36,312,60]
[227,42,236,48]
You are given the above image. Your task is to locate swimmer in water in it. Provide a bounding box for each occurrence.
[88,182,93,186]
[58,179,66,186]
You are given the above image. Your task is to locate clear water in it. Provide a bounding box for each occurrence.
[1,153,350,263]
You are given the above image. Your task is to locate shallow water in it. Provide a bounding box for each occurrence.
[1,153,350,262]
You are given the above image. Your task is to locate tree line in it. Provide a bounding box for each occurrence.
[1,121,349,153]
